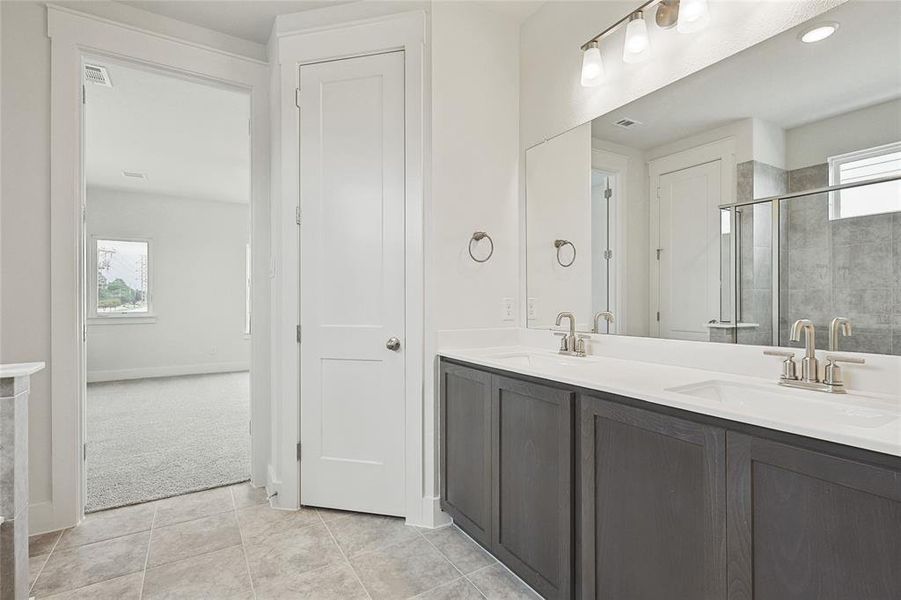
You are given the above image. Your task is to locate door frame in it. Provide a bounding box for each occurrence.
[274,11,427,524]
[590,148,629,335]
[648,138,736,338]
[46,5,270,533]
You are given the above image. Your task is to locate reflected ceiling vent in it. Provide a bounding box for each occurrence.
[122,171,148,181]
[613,117,642,129]
[84,64,112,87]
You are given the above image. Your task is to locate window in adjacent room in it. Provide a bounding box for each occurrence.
[828,141,901,219]
[95,238,150,315]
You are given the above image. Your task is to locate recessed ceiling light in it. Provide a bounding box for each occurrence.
[799,22,839,44]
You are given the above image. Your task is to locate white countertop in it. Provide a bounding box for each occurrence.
[439,346,901,458]
[0,362,45,378]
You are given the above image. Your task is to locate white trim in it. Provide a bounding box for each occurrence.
[273,9,429,525]
[590,148,629,336]
[828,140,901,220]
[648,137,736,338]
[87,362,249,383]
[47,6,270,534]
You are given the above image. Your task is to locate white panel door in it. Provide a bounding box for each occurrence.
[657,160,722,341]
[299,51,405,516]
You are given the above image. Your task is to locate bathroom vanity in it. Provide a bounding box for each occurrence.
[438,350,900,600]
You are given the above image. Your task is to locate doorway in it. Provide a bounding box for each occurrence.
[298,51,407,517]
[82,58,252,511]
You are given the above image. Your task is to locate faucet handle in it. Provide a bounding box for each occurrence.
[823,354,865,387]
[553,331,569,352]
[763,350,798,381]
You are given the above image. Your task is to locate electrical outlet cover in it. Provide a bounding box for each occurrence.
[502,297,515,321]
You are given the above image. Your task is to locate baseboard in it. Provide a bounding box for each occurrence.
[87,362,249,383]
[27,501,60,536]
[411,494,451,529]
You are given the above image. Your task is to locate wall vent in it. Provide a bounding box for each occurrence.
[84,64,112,87]
[613,117,642,129]
[122,171,148,180]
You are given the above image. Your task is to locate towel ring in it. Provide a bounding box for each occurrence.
[554,239,576,268]
[469,231,494,263]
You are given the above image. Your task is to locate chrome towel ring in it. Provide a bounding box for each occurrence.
[554,239,576,268]
[469,231,494,263]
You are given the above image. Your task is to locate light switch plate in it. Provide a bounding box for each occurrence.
[527,297,537,320]
[502,297,515,321]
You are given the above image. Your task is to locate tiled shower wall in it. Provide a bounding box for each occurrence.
[779,164,901,355]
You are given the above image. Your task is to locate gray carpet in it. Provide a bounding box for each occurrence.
[86,371,250,512]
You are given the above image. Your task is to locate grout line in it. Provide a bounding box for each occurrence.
[233,487,258,600]
[320,513,373,600]
[30,528,66,592]
[138,503,157,600]
[417,528,491,600]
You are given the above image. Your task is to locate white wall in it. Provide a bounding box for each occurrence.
[786,98,901,170]
[431,1,521,331]
[519,0,846,151]
[526,124,591,329]
[85,188,250,381]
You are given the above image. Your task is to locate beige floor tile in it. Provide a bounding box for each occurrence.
[423,527,494,575]
[29,554,49,590]
[57,504,155,549]
[254,561,368,600]
[31,531,149,598]
[467,564,541,600]
[414,577,486,600]
[236,502,321,545]
[244,522,345,585]
[29,531,63,557]
[231,482,268,509]
[316,507,354,522]
[148,510,241,567]
[325,511,421,557]
[153,487,234,527]
[38,573,143,600]
[142,545,253,600]
[351,536,460,600]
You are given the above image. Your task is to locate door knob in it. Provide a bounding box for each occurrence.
[386,337,401,351]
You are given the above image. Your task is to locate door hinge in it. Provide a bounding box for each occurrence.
[295,88,301,109]
[296,325,301,343]
[604,187,613,200]
[83,324,87,342]
[82,85,86,105]
[296,442,302,461]
[295,206,301,225]
[656,311,661,322]
[603,249,613,260]
[83,443,87,461]
[656,248,663,261]
[249,420,252,435]
[656,187,661,199]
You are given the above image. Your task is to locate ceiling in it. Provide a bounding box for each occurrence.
[118,0,545,44]
[591,1,901,150]
[85,59,251,204]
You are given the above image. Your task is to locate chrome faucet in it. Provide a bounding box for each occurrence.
[790,319,818,383]
[762,318,866,394]
[829,317,852,351]
[593,311,614,334]
[554,312,585,356]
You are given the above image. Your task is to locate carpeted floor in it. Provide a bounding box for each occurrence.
[85,371,250,512]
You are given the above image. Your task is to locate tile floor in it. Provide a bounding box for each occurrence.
[28,484,542,599]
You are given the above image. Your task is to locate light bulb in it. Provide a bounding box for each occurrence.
[799,23,838,43]
[623,11,650,64]
[580,41,604,87]
[677,0,710,33]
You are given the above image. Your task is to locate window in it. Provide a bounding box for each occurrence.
[95,239,150,315]
[828,142,901,220]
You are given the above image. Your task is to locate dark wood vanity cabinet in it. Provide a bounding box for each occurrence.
[440,363,575,599]
[579,396,726,600]
[726,433,901,600]
[439,359,901,600]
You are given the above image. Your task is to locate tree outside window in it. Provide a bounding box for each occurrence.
[96,239,149,314]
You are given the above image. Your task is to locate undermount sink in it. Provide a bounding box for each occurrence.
[485,351,590,370]
[667,380,898,429]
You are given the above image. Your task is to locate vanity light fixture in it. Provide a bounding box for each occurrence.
[623,11,651,63]
[799,22,838,43]
[580,0,712,87]
[676,0,710,33]
[580,40,605,87]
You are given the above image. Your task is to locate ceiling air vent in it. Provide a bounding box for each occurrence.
[613,117,642,129]
[84,64,112,87]
[122,171,148,181]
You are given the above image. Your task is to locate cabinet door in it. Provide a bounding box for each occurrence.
[493,375,574,600]
[440,363,492,546]
[580,395,726,600]
[727,433,901,600]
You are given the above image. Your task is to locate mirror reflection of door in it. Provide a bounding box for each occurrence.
[591,170,614,333]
